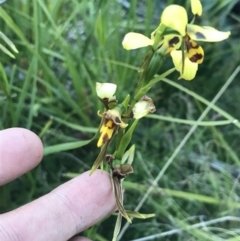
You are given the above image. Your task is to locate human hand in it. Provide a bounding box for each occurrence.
[0,128,116,241]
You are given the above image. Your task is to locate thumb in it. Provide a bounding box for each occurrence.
[0,170,116,241]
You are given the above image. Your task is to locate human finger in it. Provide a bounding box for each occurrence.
[0,128,43,185]
[0,170,116,241]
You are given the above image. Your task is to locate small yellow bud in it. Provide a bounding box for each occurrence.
[190,0,202,16]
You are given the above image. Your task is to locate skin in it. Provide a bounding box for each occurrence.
[0,128,116,241]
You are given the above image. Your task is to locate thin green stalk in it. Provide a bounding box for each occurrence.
[147,114,236,126]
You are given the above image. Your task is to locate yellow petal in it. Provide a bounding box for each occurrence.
[171,50,198,81]
[187,24,231,42]
[185,38,204,64]
[161,5,188,36]
[122,32,153,50]
[97,120,114,147]
[190,0,202,16]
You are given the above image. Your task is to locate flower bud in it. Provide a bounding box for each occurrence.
[96,82,117,99]
[190,0,202,16]
[133,96,156,119]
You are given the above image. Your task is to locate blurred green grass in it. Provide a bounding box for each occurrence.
[0,0,240,240]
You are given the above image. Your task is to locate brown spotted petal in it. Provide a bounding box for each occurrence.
[97,108,128,147]
[105,109,128,128]
[97,119,115,147]
[157,34,182,55]
[171,50,198,81]
[185,36,204,64]
[187,24,231,42]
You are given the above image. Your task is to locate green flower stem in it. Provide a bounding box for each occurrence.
[134,51,154,94]
[135,68,175,100]
[114,119,139,159]
[127,68,175,115]
[90,141,110,175]
[152,24,166,50]
[115,127,124,151]
[121,94,130,111]
[135,23,166,95]
[142,53,164,86]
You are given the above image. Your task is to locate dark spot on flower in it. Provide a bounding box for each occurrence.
[195,32,205,40]
[103,118,108,125]
[186,40,199,50]
[190,53,203,63]
[168,36,180,47]
[102,133,109,143]
[114,117,121,124]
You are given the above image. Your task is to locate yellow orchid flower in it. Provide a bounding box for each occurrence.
[97,108,128,147]
[160,2,230,80]
[122,2,231,81]
[169,25,230,80]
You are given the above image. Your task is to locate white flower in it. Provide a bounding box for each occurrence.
[133,96,156,119]
[96,82,117,99]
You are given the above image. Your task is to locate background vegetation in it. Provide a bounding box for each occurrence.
[0,0,240,240]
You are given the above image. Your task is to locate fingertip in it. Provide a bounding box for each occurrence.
[0,128,43,185]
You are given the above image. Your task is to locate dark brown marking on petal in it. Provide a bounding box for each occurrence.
[103,118,109,125]
[190,53,203,63]
[114,116,121,124]
[185,39,199,50]
[190,40,199,48]
[195,32,205,40]
[168,36,180,47]
[102,133,109,144]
